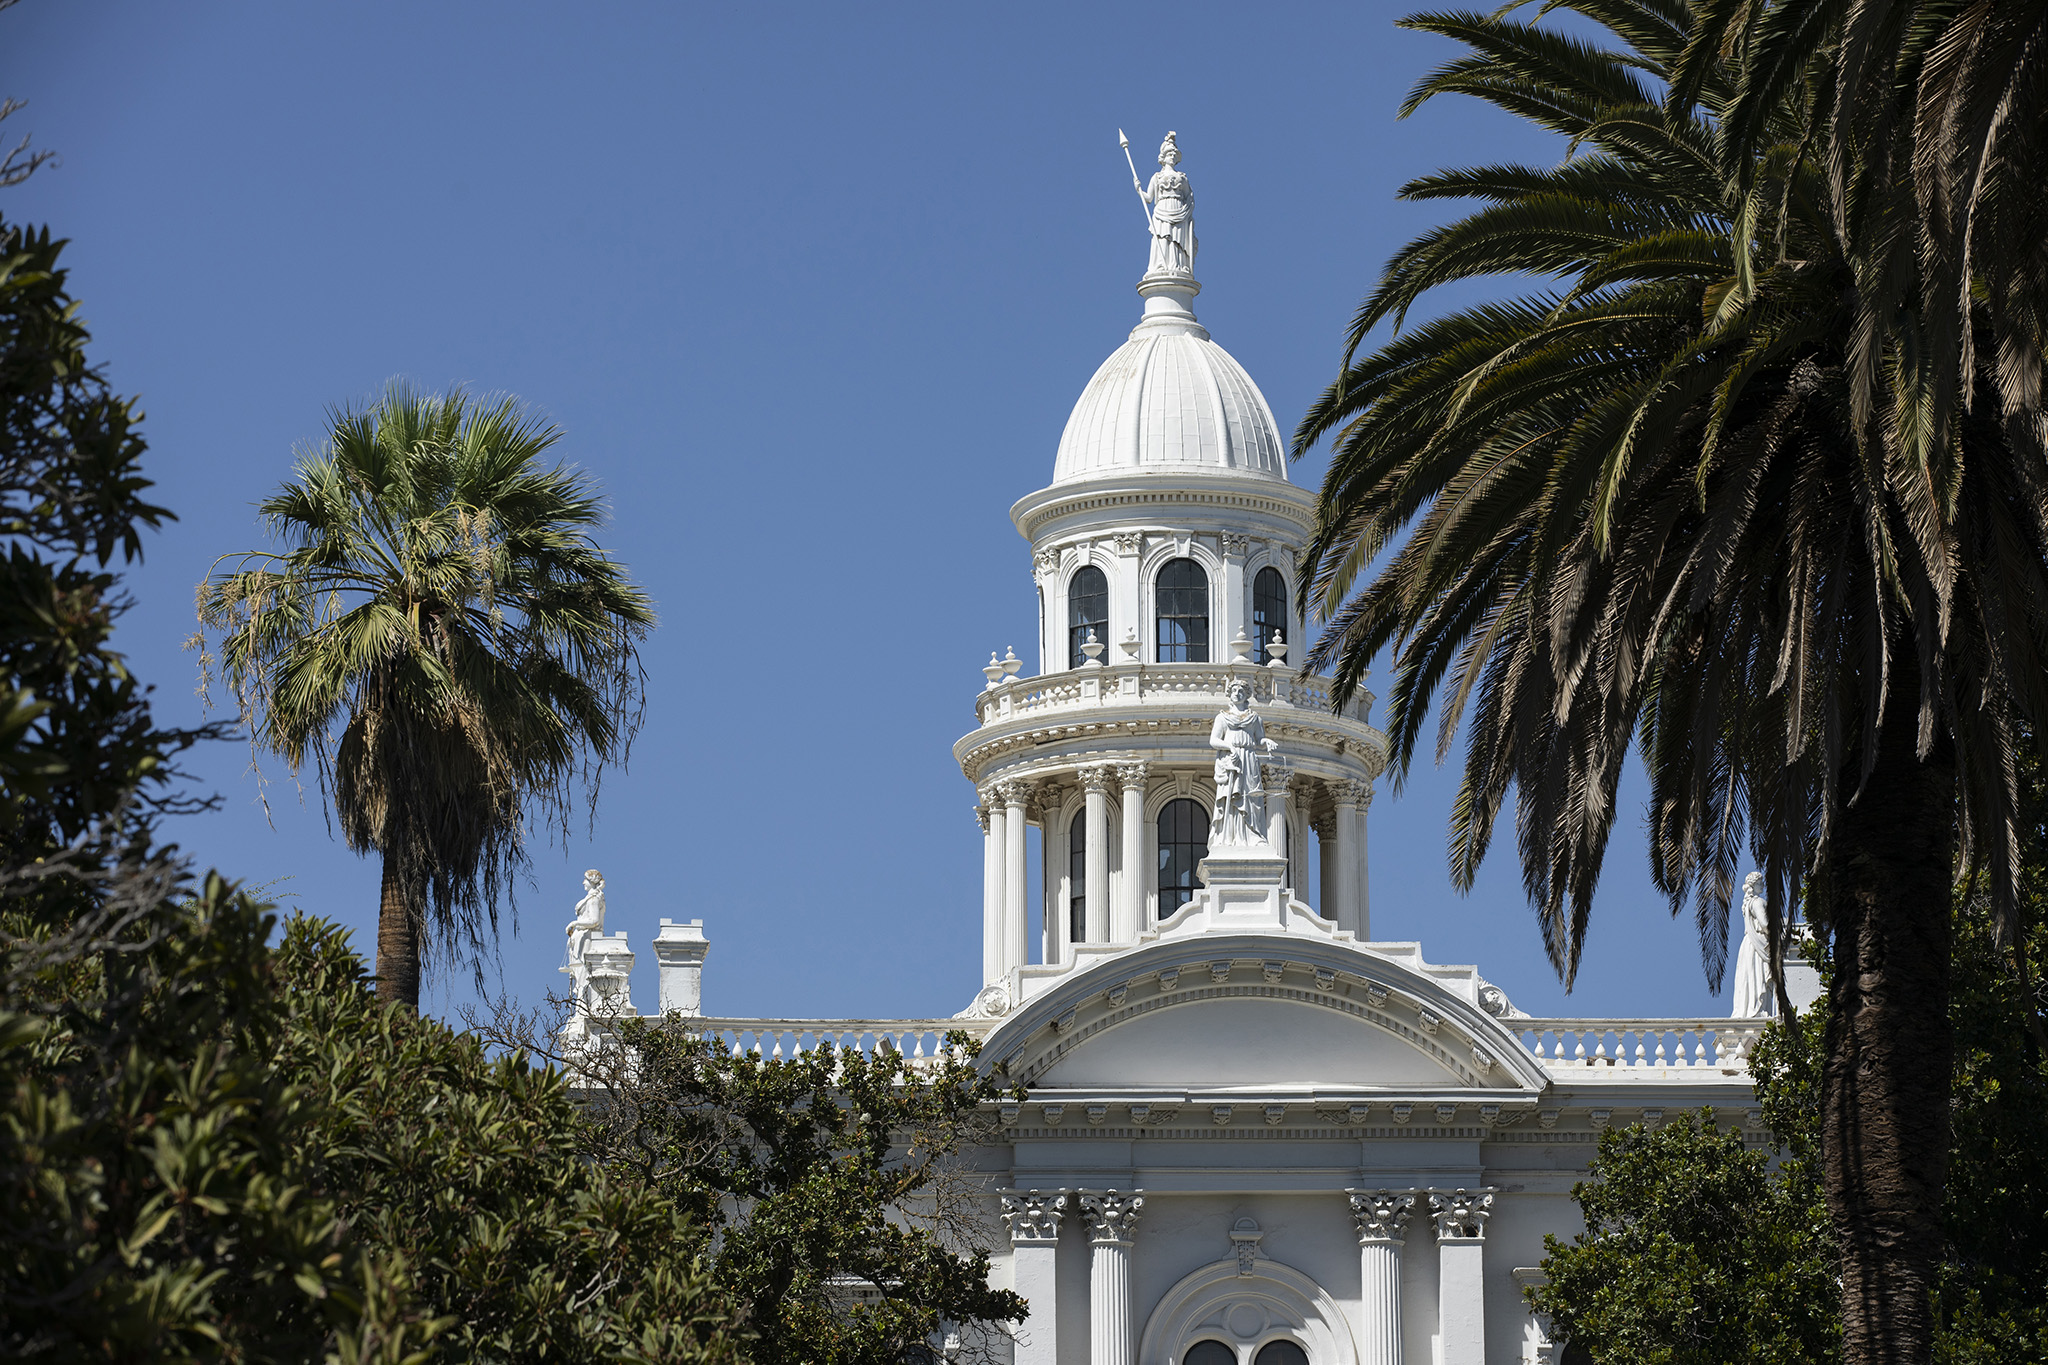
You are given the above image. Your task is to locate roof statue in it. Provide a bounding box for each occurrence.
[1730,870,1778,1017]
[1124,128,1197,279]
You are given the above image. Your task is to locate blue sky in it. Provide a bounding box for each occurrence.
[0,1,1732,1022]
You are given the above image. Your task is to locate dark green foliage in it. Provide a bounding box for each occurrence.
[1531,1111,1837,1365]
[1535,905,2048,1364]
[493,1006,1029,1365]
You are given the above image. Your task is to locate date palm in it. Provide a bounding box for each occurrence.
[197,384,654,1011]
[1294,5,2048,1362]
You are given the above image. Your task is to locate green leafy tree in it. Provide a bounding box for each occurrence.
[1536,896,2047,1364]
[471,999,1029,1365]
[1292,5,2048,1357]
[196,385,656,1009]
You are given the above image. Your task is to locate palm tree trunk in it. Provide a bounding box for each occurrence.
[1823,672,1954,1365]
[375,849,421,1011]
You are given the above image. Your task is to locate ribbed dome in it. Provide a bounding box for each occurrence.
[1051,285,1289,486]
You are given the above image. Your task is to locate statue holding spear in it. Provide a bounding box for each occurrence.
[1119,128,1196,278]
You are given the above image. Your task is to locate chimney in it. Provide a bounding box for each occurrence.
[653,919,709,1016]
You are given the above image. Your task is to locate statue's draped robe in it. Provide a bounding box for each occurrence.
[1729,890,1776,1017]
[1211,705,1268,846]
[1146,168,1196,275]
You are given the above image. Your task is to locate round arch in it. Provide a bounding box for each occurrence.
[1139,1256,1357,1365]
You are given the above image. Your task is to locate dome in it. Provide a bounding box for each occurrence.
[1050,282,1289,486]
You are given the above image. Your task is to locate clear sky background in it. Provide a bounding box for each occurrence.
[0,1,1733,1023]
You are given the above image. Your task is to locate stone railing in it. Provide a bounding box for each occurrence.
[1513,1019,1766,1071]
[683,1014,1761,1076]
[686,1018,993,1065]
[975,661,1356,727]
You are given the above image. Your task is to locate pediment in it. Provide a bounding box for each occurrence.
[980,935,1547,1095]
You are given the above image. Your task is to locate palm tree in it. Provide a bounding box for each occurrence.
[197,384,655,1011]
[1686,0,2048,502]
[1293,6,2048,1363]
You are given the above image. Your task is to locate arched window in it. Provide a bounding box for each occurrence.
[1067,809,1087,945]
[1253,566,1287,664]
[1183,1344,1235,1365]
[1254,1343,1309,1365]
[1068,566,1108,668]
[1156,558,1210,662]
[1157,797,1209,915]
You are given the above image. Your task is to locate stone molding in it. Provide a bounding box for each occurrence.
[1078,1189,1144,1245]
[1001,1189,1068,1245]
[1346,1188,1417,1245]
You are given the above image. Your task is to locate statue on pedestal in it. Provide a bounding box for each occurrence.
[1132,131,1197,278]
[1210,680,1278,848]
[563,868,606,1009]
[1730,871,1777,1017]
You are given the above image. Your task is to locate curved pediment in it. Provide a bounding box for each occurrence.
[980,935,1549,1095]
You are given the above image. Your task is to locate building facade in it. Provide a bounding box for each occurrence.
[572,136,1796,1365]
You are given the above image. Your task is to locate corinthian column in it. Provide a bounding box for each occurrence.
[1115,763,1149,942]
[1000,781,1029,973]
[1429,1188,1494,1365]
[1082,765,1112,945]
[1080,1189,1144,1365]
[1002,1190,1067,1365]
[1333,780,1367,937]
[1348,1189,1415,1365]
[978,799,1000,982]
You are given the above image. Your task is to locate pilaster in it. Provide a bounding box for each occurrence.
[1429,1188,1494,1365]
[1079,1189,1143,1365]
[1002,1190,1068,1365]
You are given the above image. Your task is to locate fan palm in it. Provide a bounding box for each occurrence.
[1294,5,2048,1362]
[197,384,654,1011]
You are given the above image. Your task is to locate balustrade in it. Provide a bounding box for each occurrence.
[1512,1019,1763,1070]
[685,1018,990,1067]
[974,662,1352,727]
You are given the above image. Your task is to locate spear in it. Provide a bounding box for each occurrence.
[1119,129,1153,226]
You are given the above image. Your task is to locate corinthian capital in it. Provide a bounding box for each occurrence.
[1000,1189,1068,1245]
[1347,1188,1417,1245]
[1427,1187,1495,1242]
[1081,763,1115,793]
[1078,1189,1144,1245]
[1115,761,1150,791]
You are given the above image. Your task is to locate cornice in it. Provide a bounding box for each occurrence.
[1010,475,1318,543]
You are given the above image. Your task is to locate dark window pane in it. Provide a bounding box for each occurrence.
[1253,567,1287,664]
[1156,797,1210,915]
[1068,566,1109,669]
[1184,1344,1235,1365]
[1254,1343,1309,1365]
[1068,809,1086,944]
[1156,558,1209,662]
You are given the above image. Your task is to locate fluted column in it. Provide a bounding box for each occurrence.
[1116,762,1149,942]
[1265,766,1292,868]
[979,799,1000,982]
[1333,781,1367,938]
[1000,781,1029,973]
[1080,1190,1143,1365]
[1348,1189,1416,1365]
[1082,766,1112,945]
[1002,1190,1067,1365]
[1355,778,1375,938]
[1429,1188,1494,1365]
[1314,809,1337,919]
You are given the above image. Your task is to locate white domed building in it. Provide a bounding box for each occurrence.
[569,134,1808,1365]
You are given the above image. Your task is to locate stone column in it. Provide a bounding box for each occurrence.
[1083,766,1112,945]
[979,800,1000,982]
[1264,767,1292,869]
[1348,1189,1415,1365]
[1314,809,1337,920]
[1000,781,1029,973]
[1116,762,1149,942]
[1080,1190,1144,1365]
[1429,1188,1494,1365]
[1354,778,1375,939]
[1333,781,1367,938]
[1002,1190,1067,1365]
[1222,533,1249,645]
